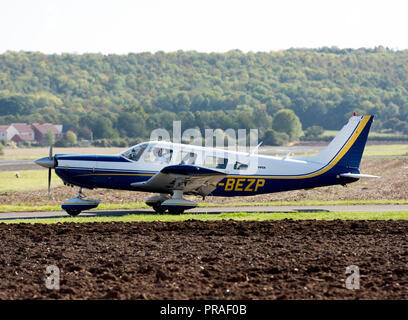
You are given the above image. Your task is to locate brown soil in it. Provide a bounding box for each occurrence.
[1,220,408,300]
[1,159,407,206]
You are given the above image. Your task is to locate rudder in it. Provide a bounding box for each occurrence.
[304,115,374,170]
[335,115,373,169]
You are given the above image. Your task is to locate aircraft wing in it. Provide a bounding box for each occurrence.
[130,165,226,196]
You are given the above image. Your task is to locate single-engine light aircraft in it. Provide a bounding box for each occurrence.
[35,115,378,216]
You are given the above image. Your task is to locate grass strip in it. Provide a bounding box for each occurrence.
[1,199,408,213]
[3,211,408,224]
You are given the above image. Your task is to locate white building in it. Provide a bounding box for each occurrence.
[0,125,19,141]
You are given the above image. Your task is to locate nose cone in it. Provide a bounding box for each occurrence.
[35,157,56,168]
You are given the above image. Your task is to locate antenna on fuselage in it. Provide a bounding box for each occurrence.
[283,151,292,160]
[248,141,263,156]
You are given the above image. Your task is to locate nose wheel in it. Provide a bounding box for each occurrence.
[62,187,101,216]
[65,209,81,216]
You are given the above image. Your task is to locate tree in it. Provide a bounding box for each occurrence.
[175,92,191,112]
[1,50,408,141]
[77,126,92,140]
[262,129,289,146]
[45,130,55,145]
[272,109,303,141]
[65,130,77,146]
[117,112,146,138]
[383,118,408,133]
[0,95,33,116]
[84,114,118,139]
[304,125,324,139]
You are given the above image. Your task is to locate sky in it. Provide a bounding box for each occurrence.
[0,0,407,54]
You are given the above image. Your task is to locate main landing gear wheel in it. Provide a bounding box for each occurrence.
[152,204,166,214]
[168,208,185,215]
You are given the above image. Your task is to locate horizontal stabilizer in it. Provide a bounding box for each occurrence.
[339,173,379,179]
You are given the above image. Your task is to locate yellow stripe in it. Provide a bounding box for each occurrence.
[76,173,154,177]
[63,203,99,206]
[163,202,197,206]
[228,116,371,180]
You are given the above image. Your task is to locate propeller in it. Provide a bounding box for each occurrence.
[48,145,53,199]
[34,145,56,199]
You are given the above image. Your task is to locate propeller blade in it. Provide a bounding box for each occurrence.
[49,145,53,159]
[48,167,51,199]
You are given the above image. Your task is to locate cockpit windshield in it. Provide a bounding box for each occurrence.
[121,143,148,162]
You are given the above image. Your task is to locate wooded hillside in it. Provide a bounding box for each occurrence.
[0,47,407,141]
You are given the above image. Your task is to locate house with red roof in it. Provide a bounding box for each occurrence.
[0,123,64,143]
[31,123,63,143]
[0,125,19,141]
[9,123,35,143]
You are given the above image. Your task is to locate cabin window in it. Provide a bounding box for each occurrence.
[234,161,248,170]
[122,144,147,162]
[144,147,173,164]
[203,155,228,169]
[179,151,197,165]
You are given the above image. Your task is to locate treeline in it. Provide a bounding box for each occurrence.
[0,47,407,144]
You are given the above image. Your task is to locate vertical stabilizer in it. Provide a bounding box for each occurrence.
[307,115,374,169]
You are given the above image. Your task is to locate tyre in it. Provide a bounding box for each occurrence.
[152,204,166,214]
[65,209,81,216]
[168,208,184,215]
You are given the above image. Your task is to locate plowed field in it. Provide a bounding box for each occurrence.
[1,220,408,299]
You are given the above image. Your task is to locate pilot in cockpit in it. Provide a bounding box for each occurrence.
[180,152,196,165]
[130,148,138,161]
[154,148,172,164]
[154,148,164,162]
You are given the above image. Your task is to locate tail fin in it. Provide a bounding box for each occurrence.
[308,115,374,169]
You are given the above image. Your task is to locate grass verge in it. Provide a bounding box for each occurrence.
[1,199,408,213]
[0,170,62,192]
[3,211,408,224]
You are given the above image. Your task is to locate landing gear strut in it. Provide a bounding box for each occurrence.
[160,186,197,215]
[145,187,198,215]
[61,187,101,217]
[78,187,85,198]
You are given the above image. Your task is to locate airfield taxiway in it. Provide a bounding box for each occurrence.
[1,204,407,221]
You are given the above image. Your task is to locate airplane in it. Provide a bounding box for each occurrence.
[35,114,378,216]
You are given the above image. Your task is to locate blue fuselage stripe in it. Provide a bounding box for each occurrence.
[55,165,356,196]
